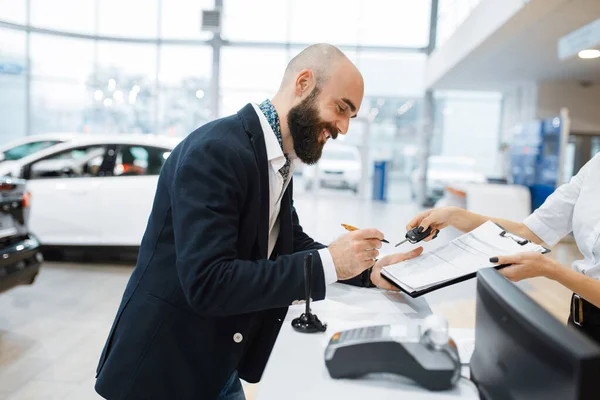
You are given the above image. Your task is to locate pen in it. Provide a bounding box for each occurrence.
[341,224,390,244]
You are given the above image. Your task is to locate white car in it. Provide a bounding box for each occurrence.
[303,144,361,193]
[0,133,78,164]
[411,156,487,202]
[0,134,182,247]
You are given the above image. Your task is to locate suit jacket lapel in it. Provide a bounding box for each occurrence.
[275,180,294,256]
[238,104,270,259]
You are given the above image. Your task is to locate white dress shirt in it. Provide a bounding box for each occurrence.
[523,153,600,278]
[251,104,338,288]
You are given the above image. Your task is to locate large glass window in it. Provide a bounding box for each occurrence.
[162,0,220,40]
[1,0,433,147]
[91,42,158,134]
[158,45,212,136]
[30,81,91,135]
[30,0,95,34]
[223,0,431,47]
[0,28,27,141]
[221,47,288,92]
[0,0,27,24]
[97,42,157,79]
[220,88,272,118]
[97,0,158,38]
[347,53,425,180]
[29,35,95,135]
[0,27,26,58]
[159,46,211,87]
[356,52,426,97]
[287,0,361,45]
[222,0,290,42]
[220,47,292,117]
[30,34,94,83]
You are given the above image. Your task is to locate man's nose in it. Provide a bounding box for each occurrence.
[337,118,350,135]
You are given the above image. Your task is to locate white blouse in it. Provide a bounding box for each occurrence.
[523,153,600,278]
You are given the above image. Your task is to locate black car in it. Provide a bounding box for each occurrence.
[0,177,43,293]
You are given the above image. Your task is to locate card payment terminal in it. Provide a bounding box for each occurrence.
[324,316,461,391]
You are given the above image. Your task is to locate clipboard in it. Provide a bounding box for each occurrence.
[380,222,550,298]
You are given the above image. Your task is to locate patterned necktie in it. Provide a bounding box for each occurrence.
[258,99,291,181]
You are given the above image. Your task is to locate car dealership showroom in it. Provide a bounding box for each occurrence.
[2,0,600,399]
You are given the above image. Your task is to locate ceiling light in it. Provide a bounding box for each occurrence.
[578,49,600,59]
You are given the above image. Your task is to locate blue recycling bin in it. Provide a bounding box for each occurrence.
[372,161,388,201]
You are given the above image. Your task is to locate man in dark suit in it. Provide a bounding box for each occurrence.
[95,44,423,399]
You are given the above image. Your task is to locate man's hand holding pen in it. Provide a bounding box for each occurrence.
[330,224,425,290]
[328,228,385,280]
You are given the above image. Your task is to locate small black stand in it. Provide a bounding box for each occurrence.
[292,254,327,333]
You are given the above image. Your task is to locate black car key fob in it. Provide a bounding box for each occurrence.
[406,226,433,243]
[395,226,434,247]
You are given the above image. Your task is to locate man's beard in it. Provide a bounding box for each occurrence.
[287,89,338,165]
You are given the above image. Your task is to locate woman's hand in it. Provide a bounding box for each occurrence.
[370,247,424,291]
[405,207,460,241]
[489,252,558,282]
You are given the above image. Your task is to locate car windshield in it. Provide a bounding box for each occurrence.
[322,149,357,161]
[3,141,61,160]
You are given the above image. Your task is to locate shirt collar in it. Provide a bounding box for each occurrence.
[251,103,286,167]
[258,99,283,146]
[253,100,296,163]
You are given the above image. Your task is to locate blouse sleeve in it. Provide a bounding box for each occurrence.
[522,154,598,246]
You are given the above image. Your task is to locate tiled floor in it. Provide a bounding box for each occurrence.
[0,262,131,400]
[0,183,579,399]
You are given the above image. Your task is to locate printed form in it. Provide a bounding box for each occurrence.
[382,221,547,294]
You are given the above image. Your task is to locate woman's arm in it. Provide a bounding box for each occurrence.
[492,253,600,309]
[452,208,543,244]
[407,206,544,244]
[550,265,600,309]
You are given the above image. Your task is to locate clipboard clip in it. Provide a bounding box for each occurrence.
[499,230,529,245]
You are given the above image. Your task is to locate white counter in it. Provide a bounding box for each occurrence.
[256,283,480,400]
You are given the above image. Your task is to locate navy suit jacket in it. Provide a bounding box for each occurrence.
[95,104,364,399]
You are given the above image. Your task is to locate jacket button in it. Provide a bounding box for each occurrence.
[233,333,243,343]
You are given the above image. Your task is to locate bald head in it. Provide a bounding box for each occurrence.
[281,44,357,90]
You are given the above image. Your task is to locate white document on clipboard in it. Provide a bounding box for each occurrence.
[381,221,549,297]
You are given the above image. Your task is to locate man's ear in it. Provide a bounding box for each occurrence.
[294,69,315,97]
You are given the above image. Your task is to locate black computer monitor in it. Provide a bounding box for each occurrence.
[470,268,600,400]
